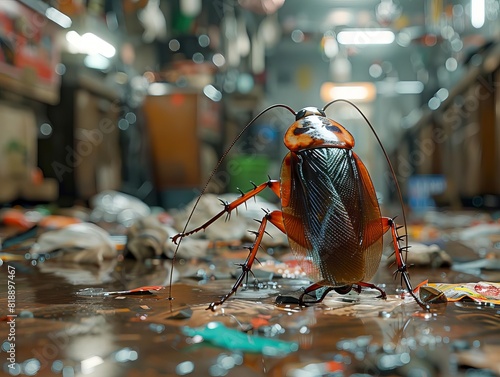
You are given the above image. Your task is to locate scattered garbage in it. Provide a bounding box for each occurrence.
[125,214,209,260]
[3,193,500,376]
[387,242,452,268]
[90,190,151,226]
[181,321,299,355]
[29,223,117,265]
[76,285,164,296]
[427,282,500,305]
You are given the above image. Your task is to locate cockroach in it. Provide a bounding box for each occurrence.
[170,100,442,311]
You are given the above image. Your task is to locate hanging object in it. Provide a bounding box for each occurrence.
[222,9,240,67]
[329,50,351,82]
[251,31,265,74]
[138,0,167,43]
[180,0,202,17]
[376,0,402,26]
[258,13,281,48]
[322,31,339,59]
[237,16,251,57]
[425,0,443,34]
[238,0,285,15]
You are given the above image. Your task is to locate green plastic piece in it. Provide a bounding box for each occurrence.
[181,322,299,356]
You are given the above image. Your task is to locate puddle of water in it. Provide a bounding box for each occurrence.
[1,256,499,376]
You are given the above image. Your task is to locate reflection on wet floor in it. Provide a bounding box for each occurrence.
[1,250,500,377]
[1,205,500,376]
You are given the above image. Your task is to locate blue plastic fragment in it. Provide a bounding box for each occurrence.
[181,322,299,356]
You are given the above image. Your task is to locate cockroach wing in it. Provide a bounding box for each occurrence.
[280,148,384,286]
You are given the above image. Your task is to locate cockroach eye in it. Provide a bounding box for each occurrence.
[295,109,307,120]
[293,127,310,135]
[325,125,341,133]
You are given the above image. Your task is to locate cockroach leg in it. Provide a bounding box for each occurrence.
[172,180,281,245]
[206,210,284,311]
[353,281,387,299]
[297,282,386,306]
[388,218,432,311]
[297,283,335,305]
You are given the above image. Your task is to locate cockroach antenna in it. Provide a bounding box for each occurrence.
[169,99,436,311]
[167,103,295,304]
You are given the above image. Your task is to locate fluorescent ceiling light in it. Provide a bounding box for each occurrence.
[376,80,424,95]
[471,0,485,28]
[321,82,376,102]
[66,31,116,58]
[84,54,110,70]
[66,30,80,45]
[45,7,72,28]
[337,29,395,45]
[395,81,424,94]
[81,33,116,58]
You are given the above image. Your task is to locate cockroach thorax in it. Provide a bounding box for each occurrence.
[285,107,355,152]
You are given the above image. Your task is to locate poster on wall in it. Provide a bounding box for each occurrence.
[0,1,62,104]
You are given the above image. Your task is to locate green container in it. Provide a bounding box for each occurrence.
[227,155,271,199]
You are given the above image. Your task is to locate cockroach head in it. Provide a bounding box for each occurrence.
[284,107,355,152]
[295,107,326,120]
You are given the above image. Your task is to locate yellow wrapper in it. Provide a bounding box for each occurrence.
[428,282,500,304]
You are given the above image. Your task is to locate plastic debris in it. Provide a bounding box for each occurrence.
[427,282,500,304]
[284,360,344,376]
[387,242,452,268]
[38,215,82,229]
[76,285,164,296]
[181,322,299,355]
[90,190,151,227]
[458,223,500,241]
[1,224,39,250]
[18,310,34,318]
[167,308,193,320]
[125,214,209,260]
[29,223,116,265]
[452,259,500,273]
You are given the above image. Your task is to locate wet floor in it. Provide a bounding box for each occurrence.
[2,239,500,377]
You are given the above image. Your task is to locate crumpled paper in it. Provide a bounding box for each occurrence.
[90,190,151,226]
[125,215,209,260]
[30,223,116,265]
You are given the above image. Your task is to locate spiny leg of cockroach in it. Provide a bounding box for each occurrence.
[296,283,335,305]
[169,179,284,310]
[171,179,281,245]
[296,282,386,306]
[353,281,387,299]
[206,209,283,311]
[388,218,431,311]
